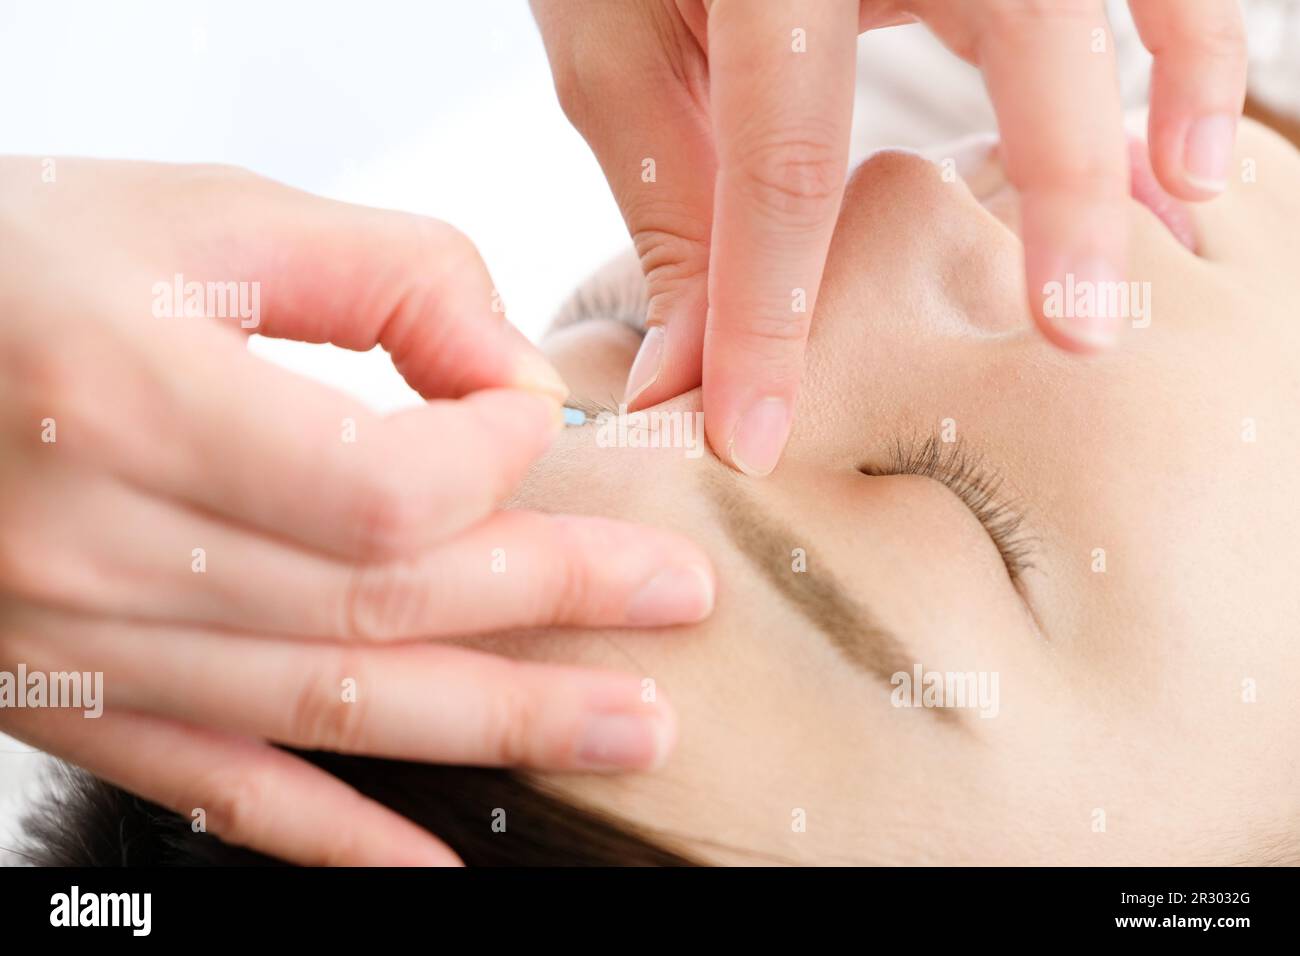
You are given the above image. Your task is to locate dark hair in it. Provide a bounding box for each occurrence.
[21,750,699,866]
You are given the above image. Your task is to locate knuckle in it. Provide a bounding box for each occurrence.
[187,161,259,183]
[714,305,813,350]
[8,335,132,463]
[735,135,845,225]
[0,525,42,601]
[1185,20,1247,64]
[14,346,88,431]
[0,492,67,605]
[169,163,267,210]
[544,6,700,133]
[483,671,543,766]
[633,228,709,289]
[1019,150,1126,199]
[548,58,595,128]
[631,228,709,323]
[386,216,489,312]
[198,164,273,199]
[409,214,477,265]
[351,472,423,560]
[545,39,628,132]
[342,559,425,643]
[541,519,596,625]
[289,648,370,750]
[200,770,273,850]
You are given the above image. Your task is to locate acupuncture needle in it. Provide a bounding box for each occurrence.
[562,405,589,427]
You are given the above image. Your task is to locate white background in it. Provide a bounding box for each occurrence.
[0,0,632,413]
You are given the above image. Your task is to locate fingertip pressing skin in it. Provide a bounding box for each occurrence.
[1129,0,1248,201]
[576,699,678,772]
[703,0,858,476]
[624,562,716,626]
[623,275,711,411]
[966,6,1130,352]
[624,324,666,406]
[726,396,794,478]
[1179,113,1238,195]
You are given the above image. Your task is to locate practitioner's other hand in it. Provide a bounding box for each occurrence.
[0,158,713,866]
[533,0,1246,474]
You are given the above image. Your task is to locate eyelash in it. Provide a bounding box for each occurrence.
[860,434,1035,582]
[560,279,1039,582]
[558,272,648,331]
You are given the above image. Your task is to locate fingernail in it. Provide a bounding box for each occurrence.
[625,565,714,626]
[577,713,673,770]
[624,325,665,404]
[514,351,570,404]
[728,397,791,477]
[398,844,464,867]
[1183,114,1235,194]
[1042,257,1124,350]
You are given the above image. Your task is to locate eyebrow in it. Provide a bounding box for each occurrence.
[701,466,956,723]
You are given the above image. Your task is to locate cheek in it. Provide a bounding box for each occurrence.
[541,319,640,399]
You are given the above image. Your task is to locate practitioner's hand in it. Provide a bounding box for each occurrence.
[0,158,714,865]
[532,0,1247,474]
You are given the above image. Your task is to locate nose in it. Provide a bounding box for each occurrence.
[798,148,1030,428]
[820,148,1029,349]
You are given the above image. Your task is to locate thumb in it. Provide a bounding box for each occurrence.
[160,165,569,401]
[534,0,717,411]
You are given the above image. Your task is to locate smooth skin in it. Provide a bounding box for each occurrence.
[491,118,1300,864]
[0,159,714,866]
[532,0,1248,476]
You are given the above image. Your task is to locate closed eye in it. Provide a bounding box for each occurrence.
[550,260,649,336]
[860,434,1036,583]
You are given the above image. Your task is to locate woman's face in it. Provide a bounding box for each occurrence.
[490,118,1300,865]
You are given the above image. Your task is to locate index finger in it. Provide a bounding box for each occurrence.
[704,0,859,476]
[131,344,565,559]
